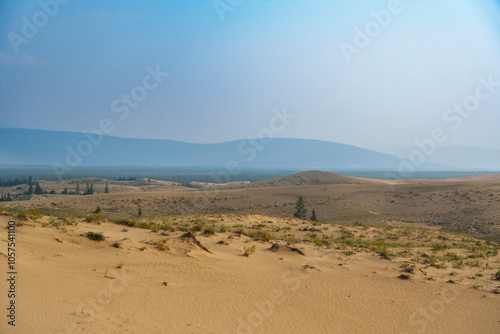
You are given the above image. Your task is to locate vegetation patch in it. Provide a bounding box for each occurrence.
[87,232,105,241]
[244,245,256,257]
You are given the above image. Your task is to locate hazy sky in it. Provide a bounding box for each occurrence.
[1,0,500,152]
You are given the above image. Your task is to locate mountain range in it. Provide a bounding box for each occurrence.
[0,128,497,171]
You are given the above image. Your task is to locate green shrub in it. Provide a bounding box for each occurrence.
[85,213,102,223]
[444,251,462,261]
[87,232,105,241]
[29,209,43,220]
[252,231,273,241]
[113,219,135,227]
[432,243,450,251]
[251,223,267,230]
[244,245,256,257]
[134,221,150,229]
[155,238,169,251]
[314,239,324,247]
[203,224,216,235]
[161,223,172,231]
[378,246,391,259]
[190,222,204,233]
[284,235,301,245]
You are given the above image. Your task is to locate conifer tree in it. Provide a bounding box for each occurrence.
[311,209,318,222]
[34,182,43,195]
[84,182,94,195]
[293,195,307,219]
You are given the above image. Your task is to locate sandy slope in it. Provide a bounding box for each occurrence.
[4,172,500,244]
[0,215,499,334]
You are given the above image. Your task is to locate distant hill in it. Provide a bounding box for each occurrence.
[238,170,380,188]
[1,128,437,170]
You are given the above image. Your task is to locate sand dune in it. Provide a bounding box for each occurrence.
[0,214,499,333]
[3,172,500,242]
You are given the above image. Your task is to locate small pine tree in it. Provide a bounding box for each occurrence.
[28,184,34,195]
[311,209,318,222]
[138,207,142,216]
[293,195,307,219]
[84,182,94,195]
[34,182,43,195]
[62,187,68,194]
[27,176,33,186]
[104,183,109,193]
[95,206,101,214]
[75,183,80,195]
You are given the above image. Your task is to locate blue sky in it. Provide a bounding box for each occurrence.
[1,0,500,151]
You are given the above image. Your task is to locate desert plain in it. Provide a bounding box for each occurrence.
[1,171,500,333]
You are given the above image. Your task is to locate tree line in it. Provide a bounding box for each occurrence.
[0,176,111,199]
[0,167,298,184]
